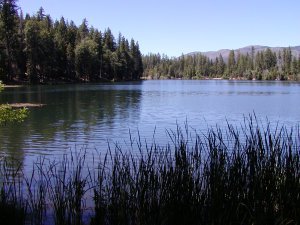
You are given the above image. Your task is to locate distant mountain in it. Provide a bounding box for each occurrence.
[187,45,300,62]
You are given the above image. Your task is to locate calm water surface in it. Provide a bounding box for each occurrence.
[1,80,300,166]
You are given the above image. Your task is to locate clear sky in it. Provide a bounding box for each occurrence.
[18,0,300,57]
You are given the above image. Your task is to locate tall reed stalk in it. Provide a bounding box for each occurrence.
[1,117,300,225]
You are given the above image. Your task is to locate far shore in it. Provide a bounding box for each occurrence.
[141,76,299,81]
[2,76,299,86]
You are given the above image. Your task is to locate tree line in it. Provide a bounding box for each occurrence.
[143,47,300,81]
[0,0,143,84]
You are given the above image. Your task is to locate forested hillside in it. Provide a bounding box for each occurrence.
[143,47,300,80]
[0,0,143,84]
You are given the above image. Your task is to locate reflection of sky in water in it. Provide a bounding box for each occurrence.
[0,80,300,167]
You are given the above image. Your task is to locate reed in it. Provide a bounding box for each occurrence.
[1,117,300,225]
[0,158,26,225]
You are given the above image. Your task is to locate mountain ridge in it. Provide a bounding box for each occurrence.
[187,45,300,61]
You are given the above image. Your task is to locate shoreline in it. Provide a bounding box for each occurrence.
[9,103,45,108]
[3,84,23,88]
[140,76,299,82]
[2,77,300,87]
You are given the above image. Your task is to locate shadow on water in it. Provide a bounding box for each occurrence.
[1,79,300,171]
[0,83,143,167]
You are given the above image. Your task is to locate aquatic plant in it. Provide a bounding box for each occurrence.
[1,118,300,225]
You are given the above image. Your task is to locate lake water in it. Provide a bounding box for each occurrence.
[1,80,300,166]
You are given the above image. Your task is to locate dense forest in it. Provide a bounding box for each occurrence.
[1,1,299,84]
[0,0,143,84]
[143,47,300,81]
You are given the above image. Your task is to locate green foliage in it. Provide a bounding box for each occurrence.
[0,80,3,90]
[227,50,236,76]
[0,3,143,84]
[143,47,299,80]
[0,0,19,81]
[283,47,292,75]
[75,38,98,81]
[0,80,28,125]
[2,120,300,224]
[264,48,277,69]
[0,104,28,125]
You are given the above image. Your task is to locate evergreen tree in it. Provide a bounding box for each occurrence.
[250,46,255,70]
[283,47,292,76]
[179,54,185,76]
[77,18,89,41]
[0,0,19,81]
[24,19,39,83]
[116,35,131,80]
[24,14,54,83]
[15,9,26,80]
[54,17,68,79]
[0,44,6,80]
[142,48,299,81]
[264,48,277,70]
[91,29,103,80]
[66,43,75,80]
[7,1,300,83]
[255,51,264,71]
[216,54,225,76]
[130,39,143,80]
[291,56,299,79]
[66,20,77,80]
[103,28,116,52]
[36,7,45,21]
[227,50,236,76]
[75,38,98,81]
[0,2,144,83]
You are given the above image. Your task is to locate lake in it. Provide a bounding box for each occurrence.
[1,80,300,166]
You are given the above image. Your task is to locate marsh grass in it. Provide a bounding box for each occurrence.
[0,158,26,225]
[1,117,300,224]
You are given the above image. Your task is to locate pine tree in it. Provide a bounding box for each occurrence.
[77,18,89,41]
[36,7,45,21]
[283,47,292,76]
[103,28,116,52]
[66,20,77,80]
[75,38,98,81]
[227,50,236,76]
[130,39,143,80]
[24,19,39,83]
[217,54,225,76]
[66,43,75,80]
[54,17,68,78]
[250,46,255,70]
[0,0,19,81]
[15,9,26,80]
[0,1,143,83]
[24,14,54,83]
[116,35,131,80]
[291,56,298,79]
[255,51,264,71]
[264,48,277,70]
[91,29,103,80]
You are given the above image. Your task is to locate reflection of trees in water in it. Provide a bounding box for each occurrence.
[0,125,26,170]
[0,84,142,166]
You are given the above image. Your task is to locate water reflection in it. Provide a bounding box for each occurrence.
[0,83,143,166]
[1,80,300,169]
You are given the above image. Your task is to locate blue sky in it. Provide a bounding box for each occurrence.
[18,0,300,57]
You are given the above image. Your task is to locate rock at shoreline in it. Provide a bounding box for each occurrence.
[9,103,45,108]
